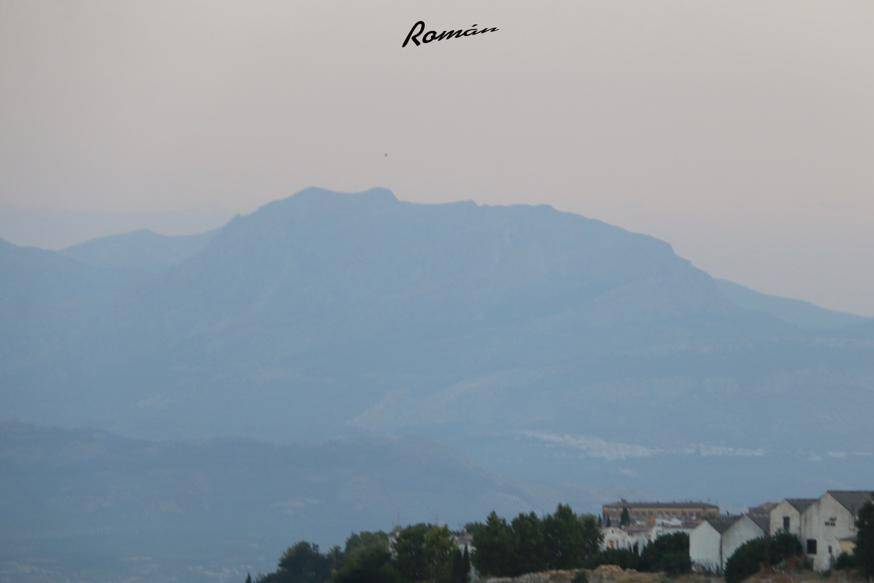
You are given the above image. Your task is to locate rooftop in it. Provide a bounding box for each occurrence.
[828,491,874,514]
[703,515,742,534]
[604,500,719,510]
[786,498,817,513]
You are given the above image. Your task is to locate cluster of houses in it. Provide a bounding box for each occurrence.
[600,490,873,573]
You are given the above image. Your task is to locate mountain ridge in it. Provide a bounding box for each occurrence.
[2,187,872,504]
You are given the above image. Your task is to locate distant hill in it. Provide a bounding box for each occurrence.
[63,228,217,274]
[713,278,868,331]
[2,187,873,517]
[0,421,534,583]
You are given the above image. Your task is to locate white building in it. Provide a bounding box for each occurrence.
[600,526,649,551]
[723,515,768,567]
[690,515,738,573]
[689,514,767,573]
[800,490,873,571]
[769,498,816,538]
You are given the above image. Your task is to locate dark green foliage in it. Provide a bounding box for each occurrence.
[725,538,767,583]
[334,544,403,583]
[511,512,549,575]
[833,552,857,571]
[768,532,803,563]
[724,534,802,583]
[277,542,333,583]
[587,548,640,570]
[572,570,588,583]
[345,531,390,556]
[639,532,690,575]
[392,523,456,583]
[470,512,515,576]
[470,505,601,577]
[450,547,470,583]
[393,524,431,582]
[858,497,874,579]
[461,546,471,582]
[620,508,631,528]
[543,504,601,570]
[260,504,601,582]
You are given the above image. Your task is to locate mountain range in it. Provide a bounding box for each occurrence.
[2,187,873,581]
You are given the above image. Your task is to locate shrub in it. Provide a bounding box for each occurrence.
[587,548,640,570]
[725,534,803,583]
[572,570,588,583]
[640,532,691,575]
[725,539,767,583]
[833,552,857,571]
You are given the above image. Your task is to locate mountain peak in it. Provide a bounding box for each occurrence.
[291,186,397,203]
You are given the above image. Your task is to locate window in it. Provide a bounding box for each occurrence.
[807,539,817,555]
[783,516,790,531]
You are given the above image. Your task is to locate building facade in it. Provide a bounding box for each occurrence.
[689,514,766,573]
[800,490,873,571]
[769,498,816,538]
[602,500,719,527]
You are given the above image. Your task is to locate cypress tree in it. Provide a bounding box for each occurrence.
[620,507,631,527]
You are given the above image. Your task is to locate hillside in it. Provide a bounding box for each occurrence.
[0,421,532,583]
[2,188,873,509]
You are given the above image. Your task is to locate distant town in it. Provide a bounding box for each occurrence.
[250,489,874,583]
[598,490,872,573]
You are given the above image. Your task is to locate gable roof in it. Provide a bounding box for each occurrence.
[605,500,719,510]
[747,513,770,533]
[704,515,742,534]
[828,491,874,514]
[785,498,817,513]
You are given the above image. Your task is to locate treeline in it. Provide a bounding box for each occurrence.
[468,505,600,576]
[249,504,693,583]
[253,525,469,583]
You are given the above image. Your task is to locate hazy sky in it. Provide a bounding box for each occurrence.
[1,0,873,315]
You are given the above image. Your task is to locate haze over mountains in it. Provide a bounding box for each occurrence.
[2,187,873,581]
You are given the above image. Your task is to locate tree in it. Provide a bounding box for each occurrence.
[392,523,456,582]
[543,504,602,570]
[725,538,767,583]
[639,532,690,574]
[424,525,456,583]
[620,507,631,528]
[245,574,253,583]
[338,531,389,573]
[345,531,390,556]
[470,512,515,576]
[724,534,801,583]
[273,541,333,583]
[393,524,430,582]
[511,512,548,575]
[334,544,403,583]
[858,497,874,580]
[768,532,803,564]
[450,547,469,583]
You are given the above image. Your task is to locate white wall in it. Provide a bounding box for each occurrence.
[690,522,722,573]
[722,516,765,569]
[801,493,858,571]
[770,501,802,537]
